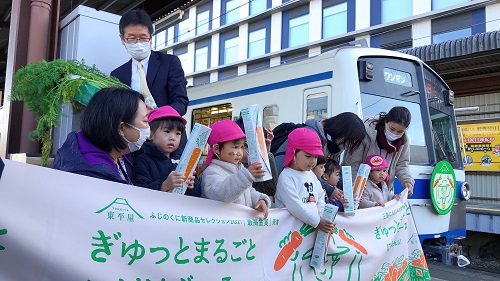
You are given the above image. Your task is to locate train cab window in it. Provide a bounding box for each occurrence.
[361,94,429,164]
[191,103,233,128]
[304,87,331,121]
[263,105,279,129]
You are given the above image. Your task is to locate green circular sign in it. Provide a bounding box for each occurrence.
[430,160,457,215]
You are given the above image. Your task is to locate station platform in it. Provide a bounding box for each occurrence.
[466,202,500,234]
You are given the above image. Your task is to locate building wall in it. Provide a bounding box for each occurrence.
[153,0,498,86]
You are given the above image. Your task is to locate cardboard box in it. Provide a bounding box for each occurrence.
[342,166,355,216]
[173,123,211,195]
[310,204,339,269]
[241,105,272,182]
[352,164,371,209]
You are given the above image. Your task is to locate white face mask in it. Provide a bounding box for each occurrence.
[124,42,151,61]
[123,123,150,153]
[385,128,403,142]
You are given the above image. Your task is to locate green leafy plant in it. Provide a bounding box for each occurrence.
[10,59,129,166]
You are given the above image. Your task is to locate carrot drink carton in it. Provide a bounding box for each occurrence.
[173,123,211,194]
[342,166,355,216]
[352,164,371,209]
[241,104,272,182]
[310,204,339,269]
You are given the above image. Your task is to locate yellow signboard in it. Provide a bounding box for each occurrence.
[458,122,500,171]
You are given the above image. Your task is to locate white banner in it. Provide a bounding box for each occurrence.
[0,160,430,281]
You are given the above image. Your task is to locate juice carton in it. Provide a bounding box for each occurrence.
[342,166,355,216]
[310,204,339,269]
[241,105,272,182]
[173,123,211,195]
[352,164,371,209]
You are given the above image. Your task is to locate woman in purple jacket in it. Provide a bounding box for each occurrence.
[53,87,150,185]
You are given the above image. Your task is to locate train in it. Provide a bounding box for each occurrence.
[184,43,471,264]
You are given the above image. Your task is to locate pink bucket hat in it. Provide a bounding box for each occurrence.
[147,105,187,124]
[205,120,246,167]
[366,154,388,170]
[283,127,324,168]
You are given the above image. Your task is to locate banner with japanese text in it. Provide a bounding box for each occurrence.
[0,160,429,281]
[458,122,500,171]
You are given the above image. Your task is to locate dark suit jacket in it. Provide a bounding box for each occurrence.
[110,50,189,115]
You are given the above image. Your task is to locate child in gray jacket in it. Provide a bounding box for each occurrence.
[359,154,400,208]
[201,120,271,219]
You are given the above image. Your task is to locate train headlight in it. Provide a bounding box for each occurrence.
[460,182,471,201]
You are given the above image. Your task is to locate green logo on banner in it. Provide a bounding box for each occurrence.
[96,198,144,222]
[0,228,7,251]
[430,161,456,215]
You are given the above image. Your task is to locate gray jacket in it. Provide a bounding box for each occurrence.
[201,159,271,208]
[342,122,414,190]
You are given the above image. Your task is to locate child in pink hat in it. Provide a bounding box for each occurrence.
[132,105,199,196]
[274,128,335,233]
[358,154,400,208]
[200,120,271,219]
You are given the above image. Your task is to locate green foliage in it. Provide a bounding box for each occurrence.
[10,59,129,166]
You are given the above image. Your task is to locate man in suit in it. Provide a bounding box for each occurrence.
[111,9,189,157]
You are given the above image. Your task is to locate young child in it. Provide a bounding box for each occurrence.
[201,120,271,219]
[320,159,350,209]
[132,106,199,196]
[312,155,327,179]
[275,128,335,233]
[359,154,400,208]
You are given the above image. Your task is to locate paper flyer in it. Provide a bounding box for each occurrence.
[241,105,272,182]
[310,204,339,269]
[173,123,211,194]
[353,164,371,209]
[342,166,355,216]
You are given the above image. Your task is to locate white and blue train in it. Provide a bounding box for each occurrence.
[184,44,471,260]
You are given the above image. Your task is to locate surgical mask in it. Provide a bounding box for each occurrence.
[124,42,151,61]
[385,129,403,142]
[123,123,150,153]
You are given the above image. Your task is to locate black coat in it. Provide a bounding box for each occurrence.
[132,141,201,197]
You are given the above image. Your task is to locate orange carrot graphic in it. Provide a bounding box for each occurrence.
[256,125,267,163]
[448,179,454,189]
[433,179,439,188]
[353,175,361,194]
[183,147,201,181]
[274,231,303,271]
[338,229,367,255]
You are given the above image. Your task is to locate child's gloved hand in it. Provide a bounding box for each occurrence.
[254,199,269,220]
[248,162,266,178]
[161,171,184,192]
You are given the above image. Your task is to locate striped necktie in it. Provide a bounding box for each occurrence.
[137,61,157,108]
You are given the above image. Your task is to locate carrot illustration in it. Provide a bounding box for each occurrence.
[274,231,303,271]
[183,147,201,181]
[433,179,439,188]
[357,178,367,198]
[256,125,267,163]
[353,175,361,194]
[338,229,367,255]
[448,179,454,189]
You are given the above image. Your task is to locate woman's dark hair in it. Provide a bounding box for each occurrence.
[150,118,185,134]
[322,112,366,154]
[119,9,154,36]
[324,159,341,176]
[371,106,411,143]
[81,87,144,153]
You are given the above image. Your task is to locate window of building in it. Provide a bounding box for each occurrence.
[195,39,211,72]
[431,12,472,44]
[247,60,270,74]
[248,20,269,58]
[289,14,309,47]
[281,50,309,65]
[250,0,269,15]
[323,1,347,38]
[223,0,240,25]
[221,30,239,64]
[263,105,279,129]
[193,74,211,86]
[154,30,166,49]
[379,26,412,51]
[173,46,190,72]
[175,14,190,43]
[432,0,470,10]
[382,0,412,23]
[196,3,211,35]
[219,67,239,81]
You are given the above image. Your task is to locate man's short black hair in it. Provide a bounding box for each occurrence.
[119,9,154,36]
[81,87,144,153]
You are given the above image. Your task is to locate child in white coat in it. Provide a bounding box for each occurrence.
[201,120,271,219]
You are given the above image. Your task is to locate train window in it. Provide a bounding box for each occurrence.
[361,93,429,164]
[263,105,279,129]
[191,103,233,128]
[304,86,331,122]
[430,108,460,166]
